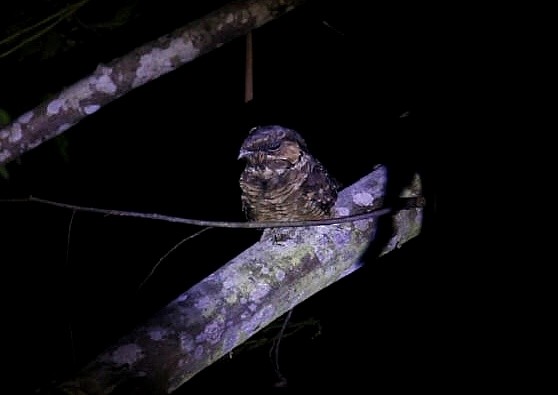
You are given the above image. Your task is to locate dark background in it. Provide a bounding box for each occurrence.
[1,1,451,393]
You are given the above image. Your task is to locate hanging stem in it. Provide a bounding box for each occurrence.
[245,30,254,103]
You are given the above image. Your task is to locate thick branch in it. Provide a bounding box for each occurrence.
[0,0,307,165]
[49,165,424,394]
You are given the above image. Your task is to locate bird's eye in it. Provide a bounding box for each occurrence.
[266,142,281,151]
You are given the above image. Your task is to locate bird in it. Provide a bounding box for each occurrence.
[238,125,339,222]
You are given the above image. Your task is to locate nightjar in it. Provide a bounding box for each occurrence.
[238,125,339,222]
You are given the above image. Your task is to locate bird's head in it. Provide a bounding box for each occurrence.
[238,125,308,167]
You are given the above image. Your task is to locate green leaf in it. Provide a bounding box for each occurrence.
[0,165,10,180]
[55,135,71,163]
[0,108,11,126]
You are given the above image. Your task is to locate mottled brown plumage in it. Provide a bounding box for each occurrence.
[238,125,338,222]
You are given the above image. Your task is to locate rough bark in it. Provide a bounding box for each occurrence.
[49,164,424,394]
[0,0,307,166]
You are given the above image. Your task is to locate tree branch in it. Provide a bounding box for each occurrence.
[0,0,307,166]
[47,164,424,394]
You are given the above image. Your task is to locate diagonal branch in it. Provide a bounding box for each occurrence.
[47,165,425,394]
[0,0,307,165]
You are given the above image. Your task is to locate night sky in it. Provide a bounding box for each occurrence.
[1,1,447,393]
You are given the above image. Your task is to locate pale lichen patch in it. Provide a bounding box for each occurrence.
[274,268,285,282]
[66,79,94,102]
[249,282,270,303]
[256,304,275,323]
[111,343,143,366]
[222,276,236,290]
[335,206,350,217]
[47,99,65,115]
[84,104,100,114]
[46,75,98,116]
[19,111,34,124]
[354,219,370,231]
[48,78,95,119]
[56,123,72,134]
[195,319,224,345]
[133,39,199,88]
[331,227,352,245]
[225,292,238,304]
[8,124,22,143]
[194,295,211,310]
[353,192,374,206]
[259,266,270,275]
[241,304,275,334]
[94,70,117,94]
[195,295,217,318]
[222,329,239,352]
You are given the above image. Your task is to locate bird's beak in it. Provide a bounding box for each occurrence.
[238,149,250,160]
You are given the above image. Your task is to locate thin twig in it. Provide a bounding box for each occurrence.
[137,227,212,290]
[65,210,76,266]
[0,0,91,59]
[270,308,293,387]
[0,17,66,59]
[21,196,425,229]
[0,0,90,46]
[65,210,77,368]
